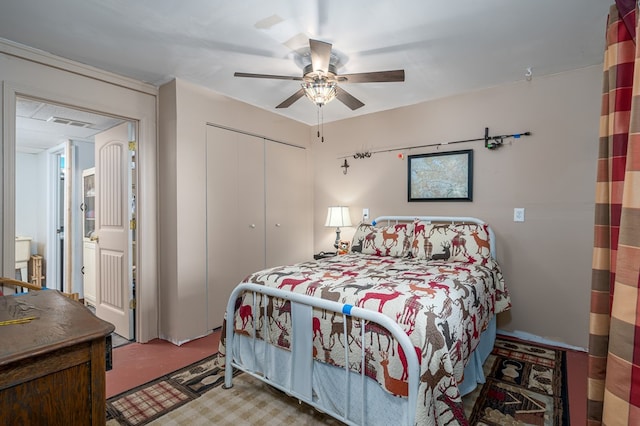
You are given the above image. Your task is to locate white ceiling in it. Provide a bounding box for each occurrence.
[1,0,610,130]
[15,98,125,153]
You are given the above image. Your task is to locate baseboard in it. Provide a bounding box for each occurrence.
[497,328,587,352]
[159,330,213,347]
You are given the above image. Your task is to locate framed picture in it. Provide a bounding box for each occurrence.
[408,149,473,201]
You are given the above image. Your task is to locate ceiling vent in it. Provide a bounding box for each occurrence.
[46,116,92,128]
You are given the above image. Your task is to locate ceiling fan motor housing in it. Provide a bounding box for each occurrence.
[302,63,338,82]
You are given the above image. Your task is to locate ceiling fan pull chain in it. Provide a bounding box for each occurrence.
[321,106,325,143]
[316,106,325,142]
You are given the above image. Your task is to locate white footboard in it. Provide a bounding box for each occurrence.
[223,283,420,426]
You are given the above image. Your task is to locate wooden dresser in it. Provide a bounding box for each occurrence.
[0,290,114,425]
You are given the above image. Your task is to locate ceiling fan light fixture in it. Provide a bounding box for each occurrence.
[302,79,337,107]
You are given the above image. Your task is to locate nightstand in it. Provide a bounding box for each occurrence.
[314,251,336,260]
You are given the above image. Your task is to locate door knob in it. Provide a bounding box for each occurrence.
[249,224,256,229]
[90,235,99,242]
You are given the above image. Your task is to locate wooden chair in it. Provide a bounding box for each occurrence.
[0,277,80,301]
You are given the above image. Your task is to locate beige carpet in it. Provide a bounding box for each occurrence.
[145,373,343,426]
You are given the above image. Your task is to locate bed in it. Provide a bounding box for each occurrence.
[218,216,511,425]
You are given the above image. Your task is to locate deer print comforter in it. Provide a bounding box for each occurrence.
[220,253,510,425]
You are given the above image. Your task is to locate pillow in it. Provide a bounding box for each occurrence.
[411,221,492,264]
[351,222,414,257]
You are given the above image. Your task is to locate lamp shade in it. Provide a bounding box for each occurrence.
[325,206,352,228]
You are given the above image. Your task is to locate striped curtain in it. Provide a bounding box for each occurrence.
[589,2,640,425]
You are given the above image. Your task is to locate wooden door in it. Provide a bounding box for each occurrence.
[206,126,265,329]
[94,122,133,339]
[265,142,311,268]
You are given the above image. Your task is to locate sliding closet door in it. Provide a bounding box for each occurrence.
[206,126,265,329]
[265,141,311,268]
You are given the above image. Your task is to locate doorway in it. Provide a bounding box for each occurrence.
[15,96,137,343]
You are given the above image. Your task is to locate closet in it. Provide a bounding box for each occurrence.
[205,125,311,329]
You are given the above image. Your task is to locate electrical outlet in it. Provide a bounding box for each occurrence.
[514,208,525,222]
[363,208,369,221]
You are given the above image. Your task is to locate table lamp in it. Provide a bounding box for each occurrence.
[325,206,352,250]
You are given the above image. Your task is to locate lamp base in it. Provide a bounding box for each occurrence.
[333,227,341,249]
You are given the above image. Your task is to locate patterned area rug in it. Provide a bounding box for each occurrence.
[106,354,339,426]
[462,336,569,425]
[106,355,238,425]
[107,336,568,425]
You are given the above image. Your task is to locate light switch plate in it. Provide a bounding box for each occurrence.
[514,208,525,222]
[363,208,370,221]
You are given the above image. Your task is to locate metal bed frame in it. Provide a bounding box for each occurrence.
[222,216,495,425]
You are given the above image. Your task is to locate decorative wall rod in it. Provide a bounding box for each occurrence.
[339,127,532,159]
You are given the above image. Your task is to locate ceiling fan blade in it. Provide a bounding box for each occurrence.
[309,39,332,74]
[276,88,306,109]
[234,72,302,81]
[335,87,365,110]
[338,70,405,83]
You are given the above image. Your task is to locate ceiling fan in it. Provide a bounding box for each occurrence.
[234,39,405,111]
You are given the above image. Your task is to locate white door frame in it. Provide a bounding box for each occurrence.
[44,139,82,295]
[45,143,67,292]
[1,69,158,342]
